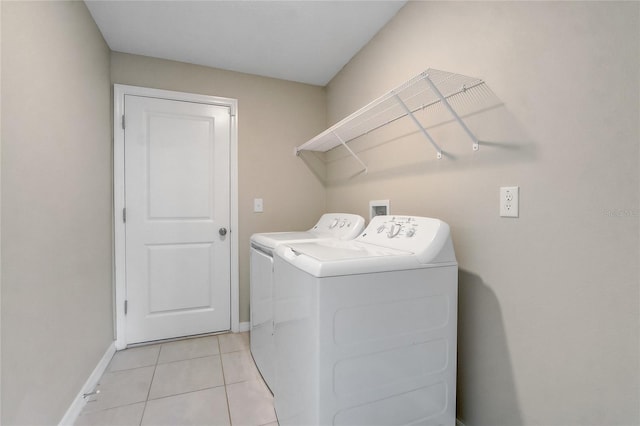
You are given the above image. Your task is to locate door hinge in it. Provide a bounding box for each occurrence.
[124,300,128,315]
[121,115,125,130]
[122,208,126,223]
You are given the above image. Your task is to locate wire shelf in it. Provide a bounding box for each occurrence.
[295,69,491,171]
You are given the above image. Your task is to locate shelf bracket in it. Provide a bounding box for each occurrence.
[423,73,479,151]
[332,131,368,174]
[394,93,443,159]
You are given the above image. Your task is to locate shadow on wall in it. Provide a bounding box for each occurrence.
[297,149,328,183]
[457,269,523,426]
[320,104,535,186]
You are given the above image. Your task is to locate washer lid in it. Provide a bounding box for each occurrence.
[250,213,365,249]
[276,241,424,277]
[252,231,320,250]
[286,240,411,262]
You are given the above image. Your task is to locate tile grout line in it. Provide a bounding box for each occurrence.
[138,345,162,426]
[218,336,236,426]
[142,383,227,403]
[156,352,222,368]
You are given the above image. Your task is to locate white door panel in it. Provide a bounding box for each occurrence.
[124,95,230,344]
[147,113,213,219]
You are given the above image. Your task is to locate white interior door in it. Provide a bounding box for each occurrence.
[124,94,231,344]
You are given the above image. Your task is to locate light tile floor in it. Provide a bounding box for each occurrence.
[75,332,278,426]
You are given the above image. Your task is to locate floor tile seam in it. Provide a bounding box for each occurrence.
[156,342,167,367]
[140,356,160,424]
[106,363,158,374]
[107,346,162,367]
[80,397,147,416]
[110,342,225,371]
[154,345,161,364]
[145,382,228,402]
[224,375,263,387]
[156,352,222,365]
[219,337,234,426]
[219,347,251,355]
[138,401,148,426]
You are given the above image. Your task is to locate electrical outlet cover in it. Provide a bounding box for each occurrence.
[500,186,519,218]
[254,198,264,213]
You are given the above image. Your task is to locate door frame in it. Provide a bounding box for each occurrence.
[113,84,239,349]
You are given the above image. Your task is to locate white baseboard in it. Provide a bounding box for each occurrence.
[59,341,116,425]
[239,321,250,332]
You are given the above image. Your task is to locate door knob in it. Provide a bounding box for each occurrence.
[219,227,228,236]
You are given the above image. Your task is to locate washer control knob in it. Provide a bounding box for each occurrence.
[329,219,339,229]
[387,224,401,238]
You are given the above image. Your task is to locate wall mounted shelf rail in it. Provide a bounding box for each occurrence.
[295,68,486,174]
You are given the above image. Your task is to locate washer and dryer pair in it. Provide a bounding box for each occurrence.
[251,214,458,426]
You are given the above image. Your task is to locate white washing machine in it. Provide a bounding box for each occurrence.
[273,215,458,426]
[250,213,365,392]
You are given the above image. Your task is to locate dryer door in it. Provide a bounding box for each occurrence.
[250,247,275,390]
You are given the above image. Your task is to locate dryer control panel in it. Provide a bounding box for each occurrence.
[356,215,452,261]
[311,213,365,240]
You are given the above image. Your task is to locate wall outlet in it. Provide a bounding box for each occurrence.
[253,198,264,213]
[500,186,519,218]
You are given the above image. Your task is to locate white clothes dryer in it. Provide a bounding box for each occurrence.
[273,215,458,426]
[250,213,365,392]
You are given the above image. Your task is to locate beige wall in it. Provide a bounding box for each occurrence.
[1,1,113,424]
[110,52,327,323]
[325,1,639,425]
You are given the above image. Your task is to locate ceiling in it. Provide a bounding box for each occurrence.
[85,1,406,86]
